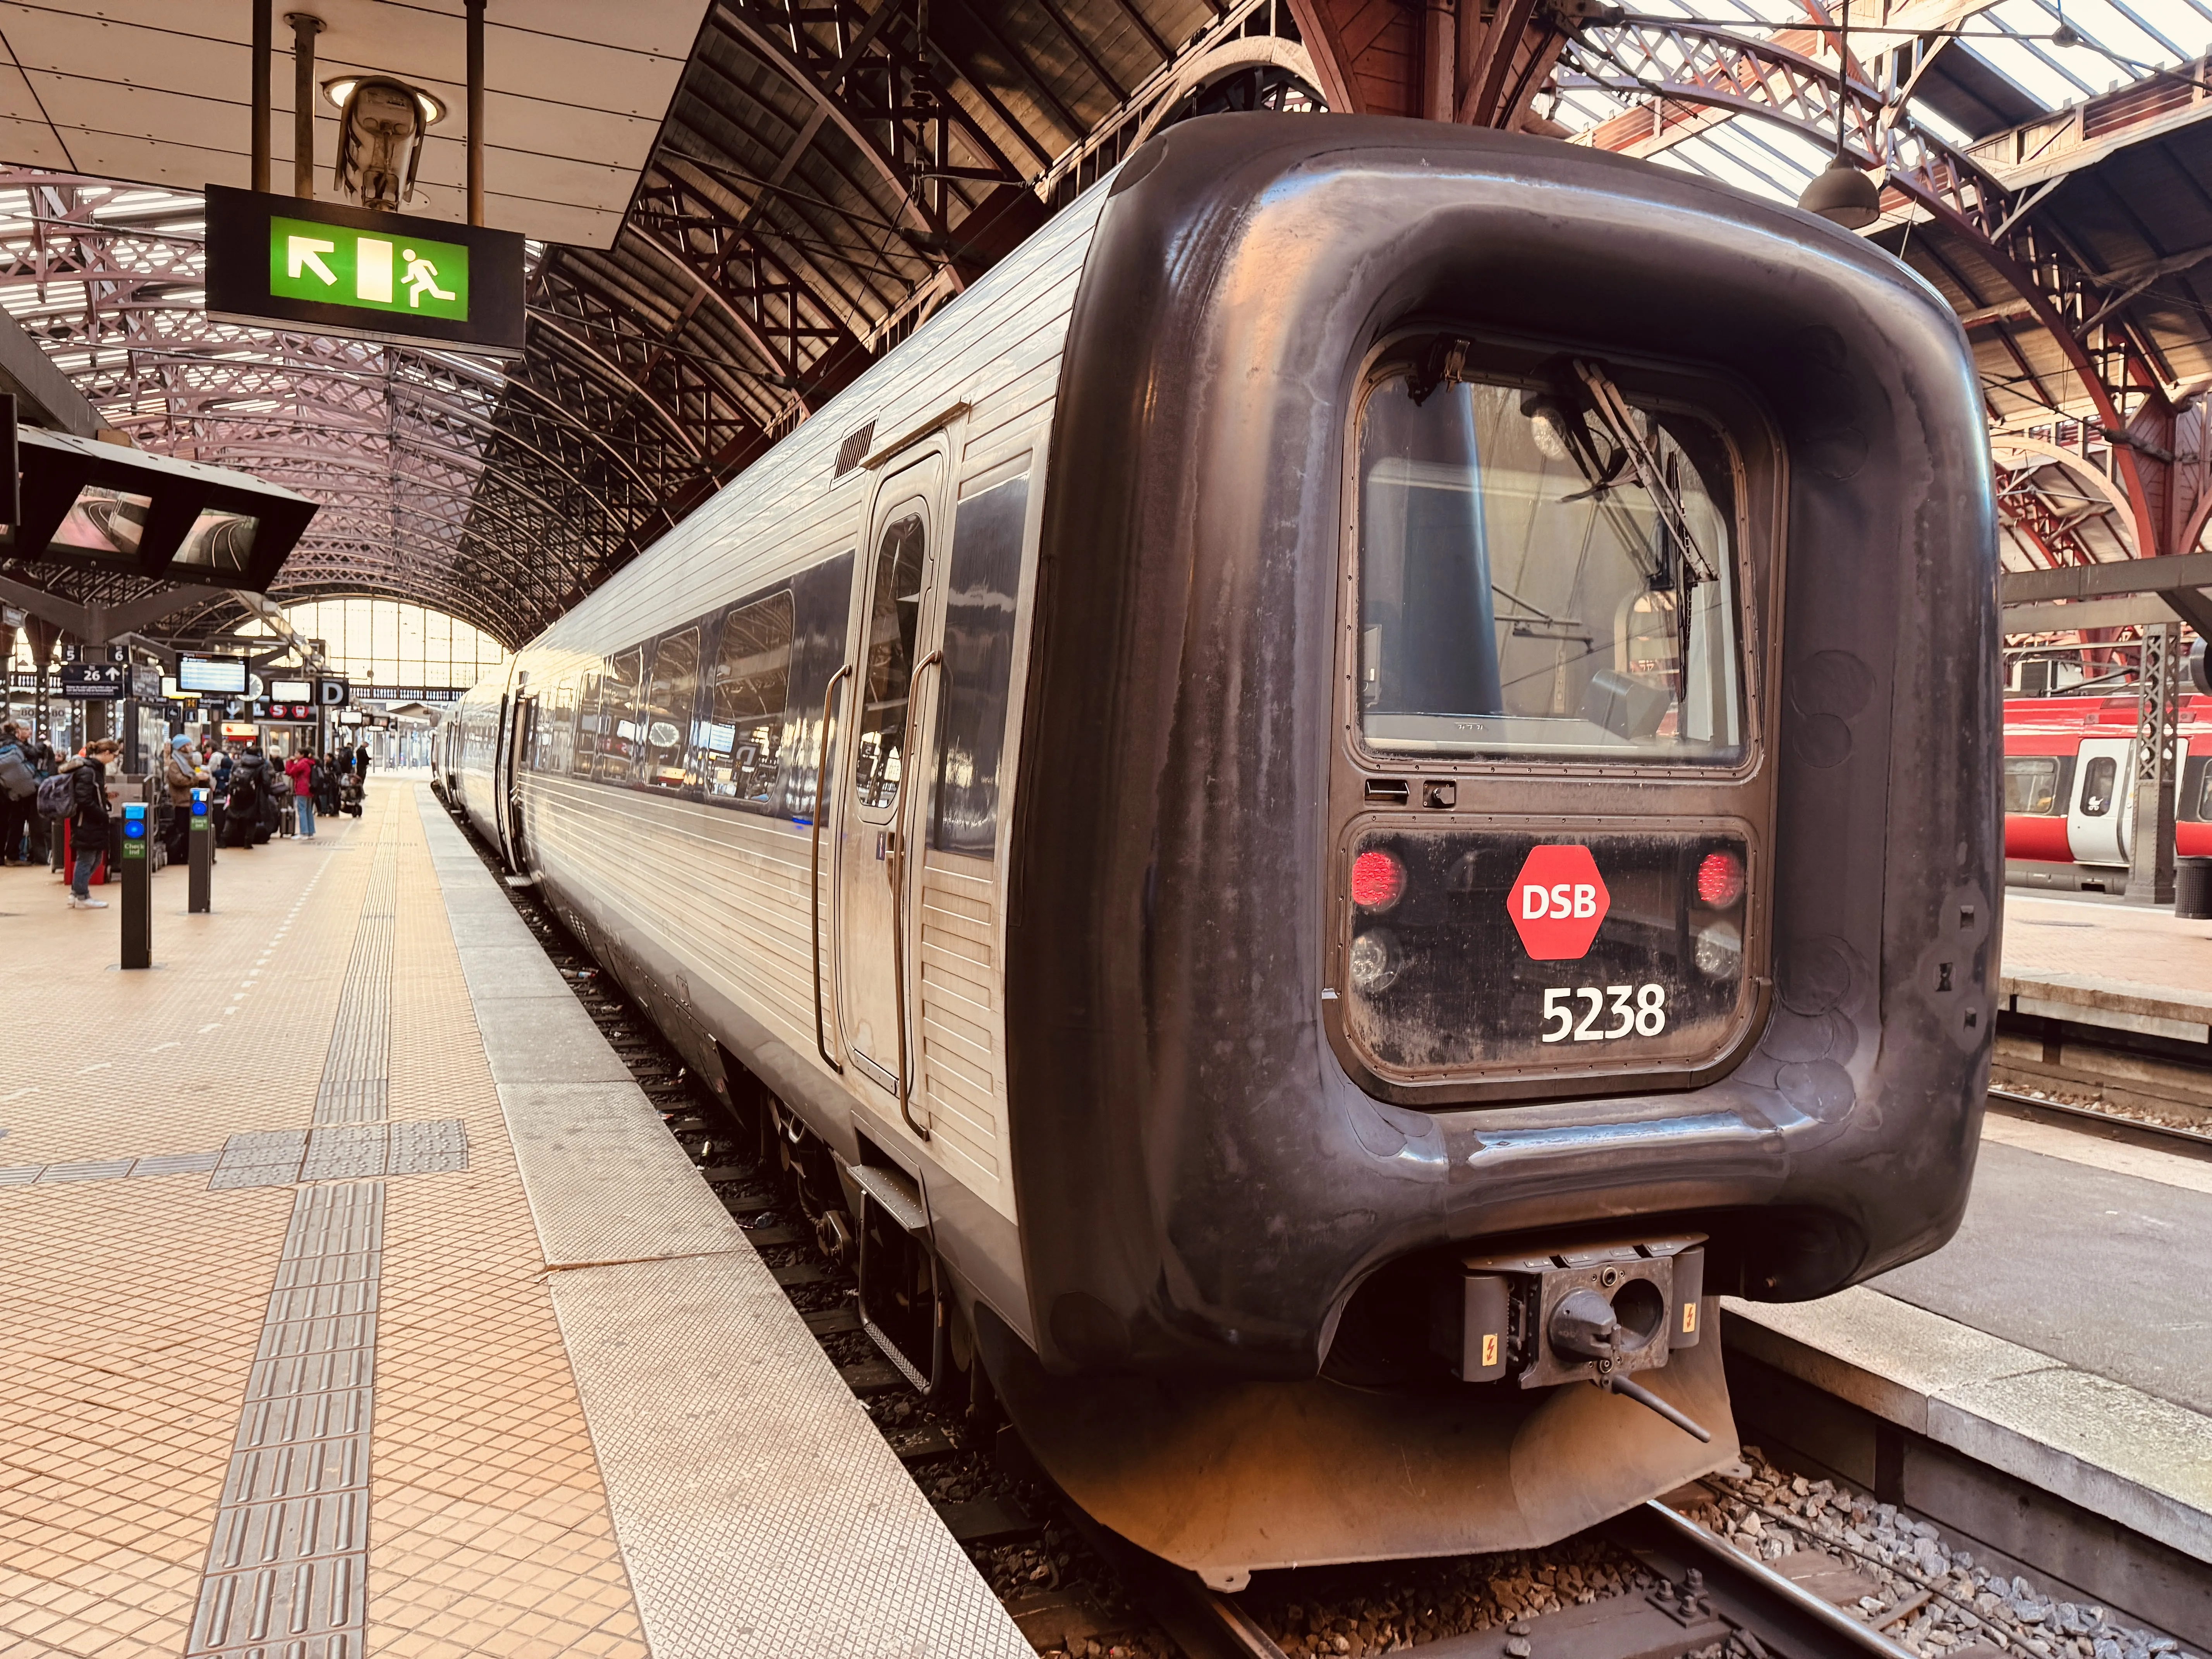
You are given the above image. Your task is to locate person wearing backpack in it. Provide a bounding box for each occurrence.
[223,749,261,849]
[58,737,120,908]
[0,720,35,864]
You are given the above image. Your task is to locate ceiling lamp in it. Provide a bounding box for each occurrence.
[1799,156,1882,229]
[323,75,445,211]
[1796,1,1881,230]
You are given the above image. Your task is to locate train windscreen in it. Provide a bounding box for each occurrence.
[1357,368,1743,763]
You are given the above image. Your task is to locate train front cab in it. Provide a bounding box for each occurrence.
[989,118,1999,1580]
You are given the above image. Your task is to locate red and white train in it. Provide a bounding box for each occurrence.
[2004,692,2212,887]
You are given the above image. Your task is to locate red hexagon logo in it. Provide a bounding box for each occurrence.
[1508,844,1610,960]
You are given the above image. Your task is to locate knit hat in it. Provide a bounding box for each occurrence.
[171,734,192,749]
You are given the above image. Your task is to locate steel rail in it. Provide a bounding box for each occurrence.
[1987,1085,2212,1159]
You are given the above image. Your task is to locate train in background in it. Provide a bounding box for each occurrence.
[2004,684,2212,889]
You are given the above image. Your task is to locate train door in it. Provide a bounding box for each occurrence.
[503,692,536,873]
[832,448,946,1140]
[2068,737,2132,867]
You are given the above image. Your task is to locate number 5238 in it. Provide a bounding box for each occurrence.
[1542,984,1667,1042]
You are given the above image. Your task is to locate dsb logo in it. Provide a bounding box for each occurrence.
[1508,845,1611,960]
[1520,882,1600,920]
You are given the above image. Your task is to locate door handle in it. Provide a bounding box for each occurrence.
[890,650,943,1142]
[811,664,852,1075]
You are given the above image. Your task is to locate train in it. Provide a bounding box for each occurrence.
[2004,690,2212,889]
[441,113,1998,1582]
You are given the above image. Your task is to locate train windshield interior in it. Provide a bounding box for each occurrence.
[1357,361,1744,763]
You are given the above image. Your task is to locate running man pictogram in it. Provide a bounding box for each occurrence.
[402,248,455,309]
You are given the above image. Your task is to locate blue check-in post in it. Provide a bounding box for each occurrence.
[188,787,211,914]
[119,802,150,969]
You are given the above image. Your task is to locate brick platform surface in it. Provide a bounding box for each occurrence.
[0,782,649,1659]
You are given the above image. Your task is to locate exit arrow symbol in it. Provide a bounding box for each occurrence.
[286,235,337,285]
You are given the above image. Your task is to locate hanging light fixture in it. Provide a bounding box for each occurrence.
[323,75,445,211]
[1798,0,1881,229]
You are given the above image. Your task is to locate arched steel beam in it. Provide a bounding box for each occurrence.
[525,311,707,459]
[1570,15,2166,555]
[709,5,936,242]
[613,226,812,422]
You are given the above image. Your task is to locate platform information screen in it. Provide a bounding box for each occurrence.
[179,653,248,694]
[204,186,524,356]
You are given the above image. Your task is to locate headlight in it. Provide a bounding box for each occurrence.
[1693,919,1741,980]
[1350,929,1401,993]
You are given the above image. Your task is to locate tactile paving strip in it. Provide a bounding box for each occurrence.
[185,821,398,1659]
[0,1119,467,1191]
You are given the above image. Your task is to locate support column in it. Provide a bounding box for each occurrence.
[2126,622,2180,905]
[288,12,324,199]
[252,0,273,192]
[466,0,487,227]
[1422,0,1455,121]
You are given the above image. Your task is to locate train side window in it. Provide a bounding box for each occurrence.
[2003,756,2059,816]
[549,678,576,773]
[854,513,927,811]
[2080,754,2118,816]
[597,648,645,782]
[2195,759,2212,822]
[931,472,1029,857]
[779,552,855,823]
[571,668,602,779]
[701,592,793,807]
[640,628,699,792]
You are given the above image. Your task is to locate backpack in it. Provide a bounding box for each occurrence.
[36,771,74,819]
[0,741,32,800]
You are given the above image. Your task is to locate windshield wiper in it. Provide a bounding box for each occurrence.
[1571,359,1718,586]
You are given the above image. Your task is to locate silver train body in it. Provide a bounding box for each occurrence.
[447,115,1998,1577]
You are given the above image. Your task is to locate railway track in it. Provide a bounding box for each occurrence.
[1135,1501,1916,1659]
[1987,1085,2212,1160]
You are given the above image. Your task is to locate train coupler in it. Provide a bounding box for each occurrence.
[1429,1233,1707,1389]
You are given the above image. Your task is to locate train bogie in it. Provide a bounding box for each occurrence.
[450,114,1998,1578]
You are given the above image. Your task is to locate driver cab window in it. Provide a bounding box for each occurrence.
[1357,357,1743,763]
[854,511,927,811]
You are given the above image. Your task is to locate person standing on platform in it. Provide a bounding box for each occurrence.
[163,735,206,864]
[286,747,316,837]
[24,728,54,867]
[0,721,36,864]
[60,737,119,908]
[223,748,261,850]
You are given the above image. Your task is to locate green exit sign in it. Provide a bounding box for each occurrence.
[269,216,471,321]
[205,185,524,356]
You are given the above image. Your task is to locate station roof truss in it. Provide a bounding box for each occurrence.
[0,0,2206,659]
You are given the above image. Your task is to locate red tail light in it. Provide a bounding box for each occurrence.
[1695,850,1745,907]
[1352,849,1406,910]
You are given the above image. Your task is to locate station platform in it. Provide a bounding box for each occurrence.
[1726,1103,2212,1639]
[1995,892,2212,1121]
[0,782,1028,1659]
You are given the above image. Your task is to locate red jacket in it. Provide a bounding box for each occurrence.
[286,754,313,797]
